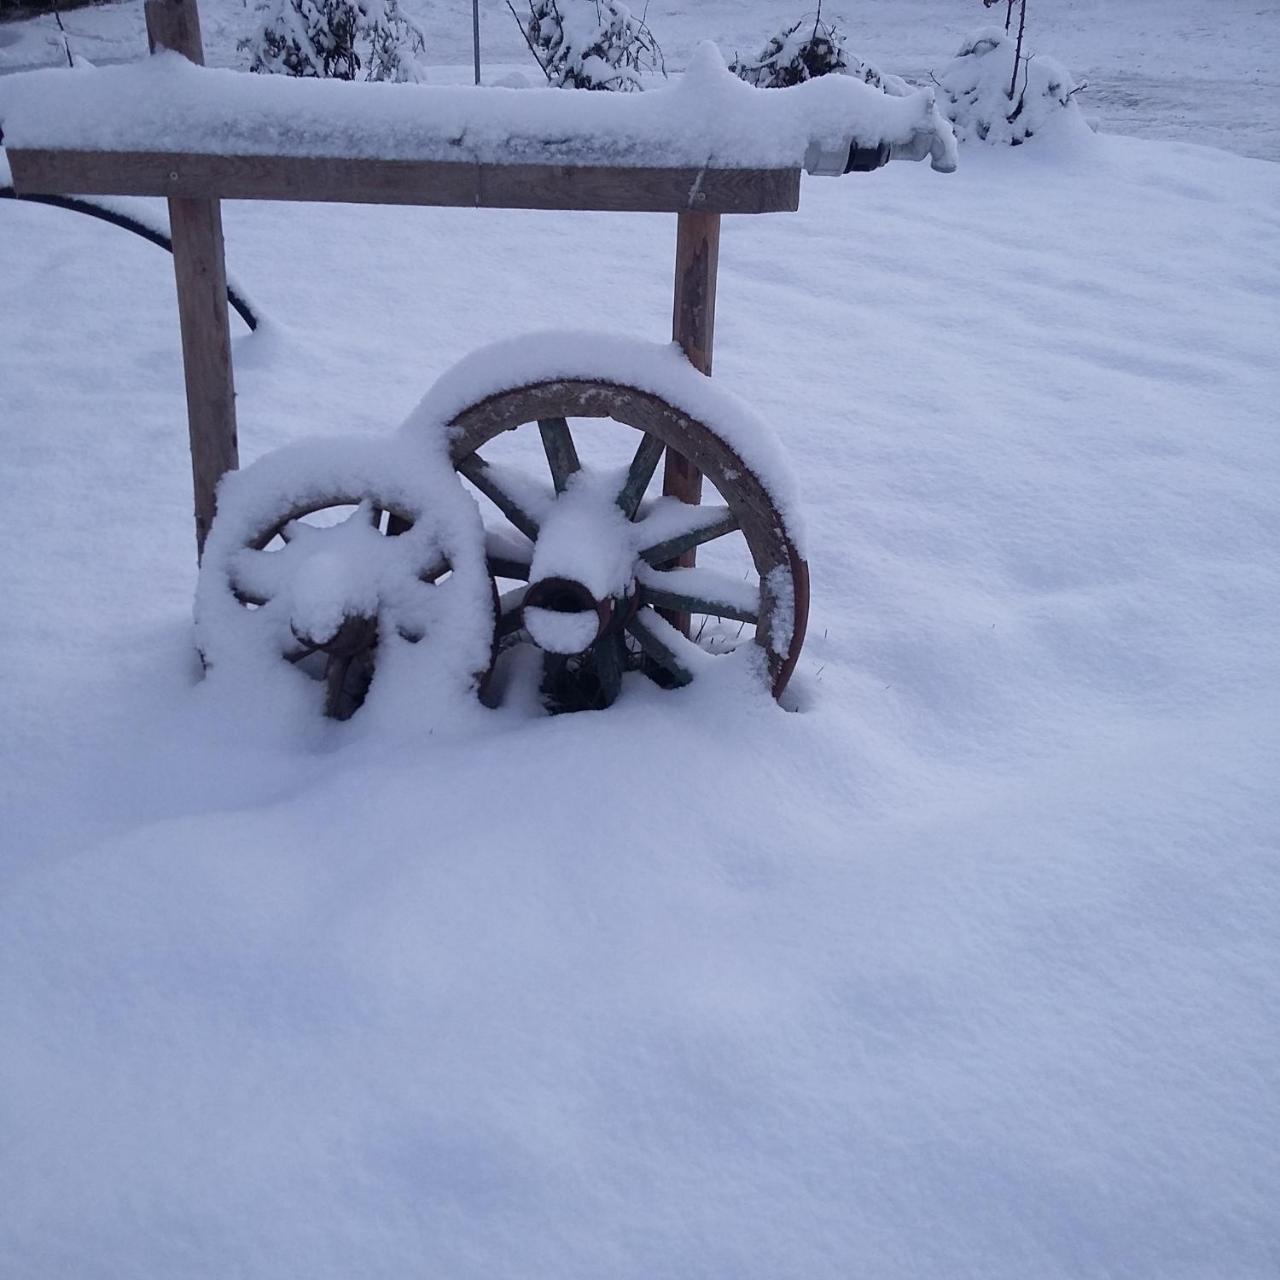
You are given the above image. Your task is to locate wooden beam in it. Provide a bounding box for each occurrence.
[143,0,237,559]
[5,149,802,216]
[661,209,720,632]
[144,0,204,61]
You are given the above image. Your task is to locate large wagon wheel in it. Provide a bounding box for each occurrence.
[446,379,809,711]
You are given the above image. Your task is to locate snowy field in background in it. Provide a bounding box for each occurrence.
[3,5,1280,1279]
[2,0,1279,159]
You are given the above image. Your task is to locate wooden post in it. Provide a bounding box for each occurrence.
[662,209,720,631]
[145,0,238,559]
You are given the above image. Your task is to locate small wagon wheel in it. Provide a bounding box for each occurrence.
[228,497,431,720]
[446,379,809,710]
[197,442,494,721]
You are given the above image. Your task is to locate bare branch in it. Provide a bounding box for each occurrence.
[504,0,554,83]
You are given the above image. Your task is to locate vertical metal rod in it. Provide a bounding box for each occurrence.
[472,0,481,85]
[144,0,238,560]
[661,208,721,633]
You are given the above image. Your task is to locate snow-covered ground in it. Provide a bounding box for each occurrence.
[2,4,1280,1278]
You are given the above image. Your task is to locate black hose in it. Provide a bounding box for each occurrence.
[0,186,259,331]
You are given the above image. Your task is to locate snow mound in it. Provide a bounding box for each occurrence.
[935,27,1085,147]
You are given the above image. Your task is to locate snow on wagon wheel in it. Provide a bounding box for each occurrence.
[435,349,809,712]
[195,438,494,721]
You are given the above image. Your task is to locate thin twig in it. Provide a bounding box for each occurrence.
[504,0,554,82]
[1009,0,1028,99]
[50,0,74,68]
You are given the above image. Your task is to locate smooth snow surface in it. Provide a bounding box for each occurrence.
[2,34,1279,1280]
[0,43,955,170]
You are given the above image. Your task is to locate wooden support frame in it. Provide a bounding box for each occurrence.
[143,0,237,558]
[4,0,807,573]
[661,209,721,632]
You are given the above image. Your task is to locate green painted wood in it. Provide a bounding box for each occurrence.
[625,612,693,687]
[616,432,666,519]
[457,452,541,542]
[592,632,626,708]
[638,510,739,567]
[537,417,581,494]
[496,586,529,640]
[487,554,532,581]
[636,584,758,625]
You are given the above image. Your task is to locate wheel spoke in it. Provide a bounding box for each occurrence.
[625,610,694,687]
[616,432,666,519]
[593,632,626,707]
[637,566,759,625]
[419,557,450,584]
[496,585,529,640]
[538,631,627,713]
[487,555,532,581]
[457,452,542,542]
[537,417,581,494]
[638,508,739,567]
[485,527,533,581]
[324,652,358,720]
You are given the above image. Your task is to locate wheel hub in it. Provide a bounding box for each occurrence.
[522,574,622,655]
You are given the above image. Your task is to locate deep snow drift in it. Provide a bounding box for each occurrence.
[2,39,1279,1280]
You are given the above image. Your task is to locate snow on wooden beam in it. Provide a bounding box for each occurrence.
[0,40,956,209]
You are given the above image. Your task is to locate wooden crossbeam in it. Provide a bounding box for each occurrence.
[5,149,801,215]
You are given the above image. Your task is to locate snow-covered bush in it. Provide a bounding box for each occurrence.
[933,27,1082,145]
[241,0,426,82]
[729,12,848,88]
[729,9,910,97]
[515,0,663,91]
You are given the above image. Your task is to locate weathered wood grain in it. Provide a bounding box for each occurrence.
[661,208,721,629]
[537,417,580,494]
[445,377,809,698]
[5,149,802,215]
[143,0,237,559]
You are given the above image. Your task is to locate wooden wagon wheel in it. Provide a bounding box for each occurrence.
[204,490,492,721]
[446,379,809,711]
